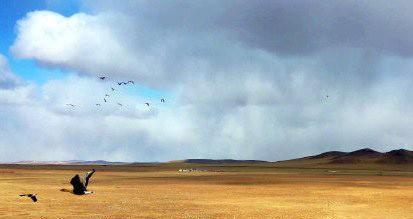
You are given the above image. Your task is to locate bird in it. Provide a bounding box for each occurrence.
[66,104,75,107]
[19,194,37,202]
[111,87,115,91]
[117,82,123,85]
[105,94,110,97]
[127,80,134,85]
[117,103,123,107]
[160,98,165,103]
[145,102,150,107]
[96,103,101,106]
[104,98,107,103]
[99,76,106,80]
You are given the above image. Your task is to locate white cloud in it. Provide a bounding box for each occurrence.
[0,54,21,89]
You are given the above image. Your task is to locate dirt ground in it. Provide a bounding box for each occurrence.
[0,166,412,219]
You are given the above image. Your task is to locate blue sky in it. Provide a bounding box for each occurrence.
[0,1,78,83]
[0,0,168,98]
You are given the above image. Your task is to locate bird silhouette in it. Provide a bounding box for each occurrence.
[104,98,107,103]
[111,87,115,91]
[99,76,106,80]
[105,94,110,97]
[117,103,123,107]
[127,80,134,85]
[117,82,123,85]
[66,104,75,107]
[161,98,165,103]
[96,104,101,106]
[145,103,150,107]
[19,194,37,202]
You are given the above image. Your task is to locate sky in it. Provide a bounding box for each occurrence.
[1,0,413,162]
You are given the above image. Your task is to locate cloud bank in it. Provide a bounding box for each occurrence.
[2,1,413,161]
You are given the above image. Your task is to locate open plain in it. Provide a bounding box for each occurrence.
[0,164,412,219]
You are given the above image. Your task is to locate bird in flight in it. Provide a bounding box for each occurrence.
[111,87,115,91]
[99,76,106,80]
[145,102,150,107]
[96,104,101,106]
[104,98,107,103]
[161,98,165,103]
[127,80,134,85]
[66,104,75,107]
[105,94,110,97]
[117,103,123,107]
[19,194,37,202]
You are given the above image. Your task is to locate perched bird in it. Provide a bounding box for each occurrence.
[161,98,165,103]
[145,102,150,107]
[111,87,115,91]
[117,103,123,107]
[104,98,107,103]
[19,194,37,202]
[99,76,106,80]
[127,80,134,85]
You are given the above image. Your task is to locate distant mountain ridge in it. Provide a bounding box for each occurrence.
[10,160,129,165]
[170,159,268,164]
[306,148,413,164]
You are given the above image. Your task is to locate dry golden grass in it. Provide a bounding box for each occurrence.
[0,166,412,219]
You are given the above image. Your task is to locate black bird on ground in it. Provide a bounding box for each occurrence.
[19,194,37,202]
[145,102,150,107]
[161,98,165,103]
[99,76,106,80]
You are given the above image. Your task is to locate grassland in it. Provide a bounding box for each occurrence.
[0,164,412,219]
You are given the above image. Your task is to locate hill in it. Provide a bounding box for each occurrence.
[274,148,413,171]
[169,159,268,164]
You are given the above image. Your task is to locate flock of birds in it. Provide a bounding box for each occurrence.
[65,76,166,110]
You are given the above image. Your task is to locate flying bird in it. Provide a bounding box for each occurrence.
[160,98,165,103]
[99,76,106,80]
[96,104,101,106]
[117,82,123,85]
[105,94,110,97]
[145,102,150,107]
[127,80,134,85]
[104,98,107,103]
[19,194,37,202]
[66,104,75,107]
[111,87,115,91]
[117,103,123,107]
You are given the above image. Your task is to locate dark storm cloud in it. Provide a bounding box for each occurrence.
[87,0,413,57]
